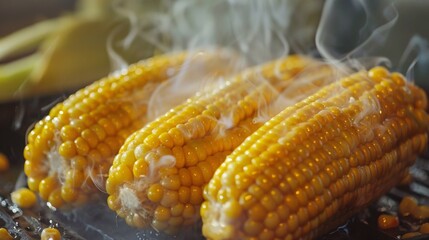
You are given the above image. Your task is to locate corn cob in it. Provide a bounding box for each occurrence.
[23,50,239,208]
[106,55,336,233]
[201,67,429,240]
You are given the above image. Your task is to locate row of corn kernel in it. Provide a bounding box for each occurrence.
[105,55,335,234]
[201,67,429,240]
[22,50,240,209]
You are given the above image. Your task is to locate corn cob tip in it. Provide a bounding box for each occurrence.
[23,49,241,208]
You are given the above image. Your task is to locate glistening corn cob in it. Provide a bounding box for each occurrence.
[106,55,336,233]
[23,50,239,208]
[201,67,429,240]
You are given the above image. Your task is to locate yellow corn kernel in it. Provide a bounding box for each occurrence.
[147,184,164,203]
[106,55,335,231]
[0,228,13,240]
[41,227,61,240]
[48,189,64,208]
[39,175,59,201]
[399,196,418,216]
[420,223,429,234]
[412,205,429,220]
[377,214,399,229]
[202,67,429,240]
[402,232,422,239]
[23,50,239,208]
[27,177,41,191]
[0,153,10,172]
[11,188,37,208]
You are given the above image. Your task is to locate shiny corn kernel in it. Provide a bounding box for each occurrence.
[201,66,429,240]
[41,227,61,240]
[48,189,64,208]
[399,196,418,216]
[178,186,191,204]
[11,188,37,208]
[133,159,149,177]
[160,175,181,190]
[412,205,429,220]
[24,51,230,209]
[60,125,79,141]
[154,206,171,221]
[377,214,399,229]
[104,55,323,234]
[61,185,78,203]
[147,184,164,203]
[27,177,41,191]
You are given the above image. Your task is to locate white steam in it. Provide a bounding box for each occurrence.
[316,0,398,64]
[398,35,429,83]
[104,0,320,123]
[146,49,244,121]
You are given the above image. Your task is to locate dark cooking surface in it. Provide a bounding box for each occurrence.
[2,160,429,240]
[0,95,429,240]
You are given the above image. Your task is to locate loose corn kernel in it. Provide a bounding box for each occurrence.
[412,205,429,220]
[41,227,61,240]
[202,67,429,240]
[420,223,429,234]
[399,196,419,217]
[0,153,10,172]
[402,232,422,239]
[377,214,399,229]
[11,188,37,208]
[106,55,333,232]
[0,228,13,240]
[23,50,239,208]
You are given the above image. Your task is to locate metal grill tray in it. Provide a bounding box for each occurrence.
[1,158,429,240]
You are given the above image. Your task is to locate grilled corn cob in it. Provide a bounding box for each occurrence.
[23,50,239,208]
[201,67,429,240]
[106,55,336,233]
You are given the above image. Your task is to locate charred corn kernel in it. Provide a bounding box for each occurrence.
[0,153,9,172]
[202,67,429,240]
[420,223,429,234]
[11,188,37,208]
[23,50,239,208]
[399,196,418,216]
[0,228,13,240]
[377,214,399,229]
[41,227,61,240]
[107,55,335,231]
[402,232,422,239]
